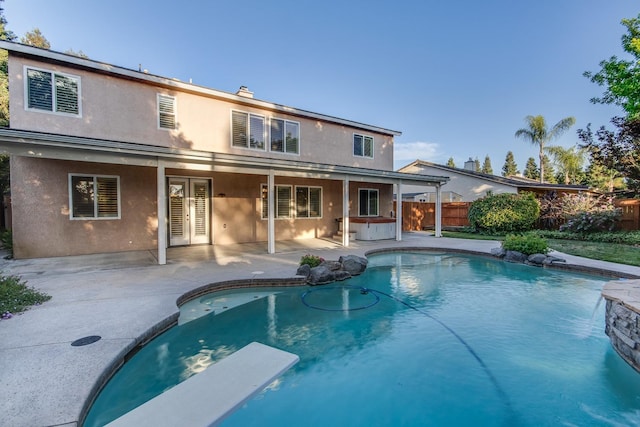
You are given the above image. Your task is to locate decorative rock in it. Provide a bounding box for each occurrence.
[526,253,548,266]
[308,266,335,285]
[334,271,352,281]
[301,254,368,285]
[296,264,311,278]
[322,260,343,271]
[339,255,368,276]
[504,250,527,263]
[542,255,566,265]
[490,247,506,258]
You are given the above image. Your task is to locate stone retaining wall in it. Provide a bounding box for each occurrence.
[602,280,640,372]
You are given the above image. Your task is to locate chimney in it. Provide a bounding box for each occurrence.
[464,157,476,171]
[236,86,254,98]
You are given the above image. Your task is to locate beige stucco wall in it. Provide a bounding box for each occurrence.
[11,158,158,258]
[9,55,394,171]
[400,164,517,202]
[10,156,395,258]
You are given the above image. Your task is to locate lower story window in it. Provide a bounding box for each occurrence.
[261,184,292,219]
[69,174,120,219]
[359,188,379,216]
[296,186,322,218]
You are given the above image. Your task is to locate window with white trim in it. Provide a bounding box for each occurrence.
[270,118,300,154]
[232,111,265,150]
[26,67,80,116]
[358,188,379,216]
[296,186,322,218]
[261,184,292,219]
[69,174,120,219]
[157,94,176,130]
[353,133,373,158]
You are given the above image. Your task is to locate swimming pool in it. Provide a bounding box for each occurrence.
[83,252,640,426]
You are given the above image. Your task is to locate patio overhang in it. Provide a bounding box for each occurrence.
[0,129,449,263]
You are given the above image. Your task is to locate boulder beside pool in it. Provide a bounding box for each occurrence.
[296,254,368,285]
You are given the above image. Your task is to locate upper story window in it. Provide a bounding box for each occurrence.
[358,188,379,217]
[157,94,176,130]
[25,67,81,116]
[69,174,120,220]
[233,110,300,154]
[270,119,300,154]
[232,111,265,150]
[353,133,373,158]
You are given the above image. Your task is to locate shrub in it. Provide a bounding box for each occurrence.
[300,254,324,268]
[0,274,51,319]
[502,234,550,255]
[537,191,564,230]
[559,195,621,234]
[468,192,540,234]
[529,229,640,245]
[560,210,621,233]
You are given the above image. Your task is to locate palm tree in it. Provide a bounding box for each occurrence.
[514,115,576,183]
[545,145,586,184]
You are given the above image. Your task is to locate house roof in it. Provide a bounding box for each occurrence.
[398,159,588,192]
[0,129,449,187]
[0,41,401,137]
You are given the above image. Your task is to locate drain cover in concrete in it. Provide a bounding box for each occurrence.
[71,335,102,346]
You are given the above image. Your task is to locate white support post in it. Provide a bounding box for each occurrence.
[396,180,402,241]
[342,177,350,247]
[267,170,275,254]
[157,160,167,265]
[435,184,442,237]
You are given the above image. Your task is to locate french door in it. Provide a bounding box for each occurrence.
[168,178,210,246]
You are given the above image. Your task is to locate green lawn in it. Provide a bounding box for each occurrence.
[442,231,640,267]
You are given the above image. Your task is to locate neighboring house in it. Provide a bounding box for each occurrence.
[0,42,449,263]
[398,159,588,202]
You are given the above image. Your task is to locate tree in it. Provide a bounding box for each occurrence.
[545,145,586,184]
[446,157,455,168]
[65,48,88,59]
[0,0,15,127]
[523,157,539,180]
[474,157,481,172]
[585,161,624,193]
[21,28,50,49]
[584,14,640,120]
[578,117,640,191]
[542,155,557,183]
[514,115,576,183]
[0,0,15,42]
[501,151,518,177]
[481,155,493,175]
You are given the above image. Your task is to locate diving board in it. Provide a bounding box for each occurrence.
[105,342,299,427]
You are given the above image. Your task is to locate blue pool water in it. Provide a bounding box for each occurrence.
[84,252,640,426]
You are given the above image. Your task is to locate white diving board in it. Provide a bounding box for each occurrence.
[105,342,299,427]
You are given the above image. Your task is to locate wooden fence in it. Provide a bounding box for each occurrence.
[395,201,470,231]
[617,199,640,231]
[395,199,640,232]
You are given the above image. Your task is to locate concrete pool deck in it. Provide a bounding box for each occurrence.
[1,232,640,427]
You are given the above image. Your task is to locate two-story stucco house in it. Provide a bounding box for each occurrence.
[0,41,448,263]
